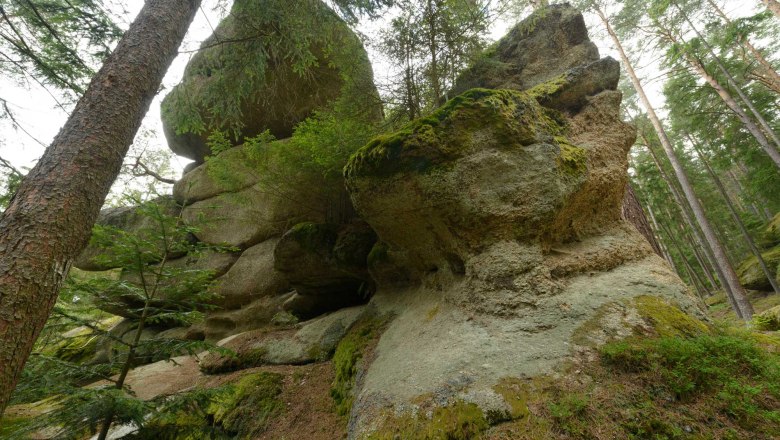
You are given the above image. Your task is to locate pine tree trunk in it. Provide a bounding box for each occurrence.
[643,132,722,294]
[594,4,754,319]
[644,201,675,266]
[0,0,200,414]
[691,139,780,295]
[622,183,665,258]
[761,0,780,19]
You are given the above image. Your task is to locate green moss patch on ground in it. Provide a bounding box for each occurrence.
[485,326,780,440]
[133,371,284,439]
[367,400,490,440]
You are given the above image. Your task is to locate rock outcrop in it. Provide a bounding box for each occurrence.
[59,5,717,440]
[342,5,703,437]
[160,0,380,162]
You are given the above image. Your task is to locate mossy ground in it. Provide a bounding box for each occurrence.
[367,400,490,440]
[133,371,284,439]
[484,326,780,440]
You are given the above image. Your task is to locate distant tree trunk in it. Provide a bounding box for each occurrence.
[760,0,780,19]
[622,183,664,258]
[690,138,780,295]
[0,0,200,414]
[644,201,674,266]
[660,220,708,298]
[643,132,724,296]
[593,3,753,319]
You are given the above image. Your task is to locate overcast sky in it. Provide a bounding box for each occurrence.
[0,0,758,184]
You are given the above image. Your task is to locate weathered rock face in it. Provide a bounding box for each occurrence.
[160,0,381,162]
[342,5,703,437]
[451,4,605,96]
[274,221,376,310]
[177,143,331,249]
[73,196,185,271]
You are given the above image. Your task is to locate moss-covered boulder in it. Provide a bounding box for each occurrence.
[341,5,703,438]
[160,0,381,162]
[452,4,607,98]
[754,304,780,331]
[737,245,780,291]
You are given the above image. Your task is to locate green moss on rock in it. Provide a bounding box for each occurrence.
[138,371,283,439]
[737,245,780,292]
[754,305,780,331]
[633,295,709,338]
[331,317,386,417]
[344,88,567,180]
[367,400,489,440]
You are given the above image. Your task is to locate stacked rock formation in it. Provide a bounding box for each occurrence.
[72,4,706,438]
[342,5,703,436]
[74,0,382,343]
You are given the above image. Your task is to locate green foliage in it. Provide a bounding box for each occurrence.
[131,372,284,440]
[600,330,780,426]
[377,0,492,122]
[4,197,228,439]
[0,0,121,96]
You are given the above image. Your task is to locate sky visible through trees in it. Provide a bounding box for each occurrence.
[1,0,752,182]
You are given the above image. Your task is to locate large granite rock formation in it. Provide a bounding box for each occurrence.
[341,5,703,437]
[160,0,381,162]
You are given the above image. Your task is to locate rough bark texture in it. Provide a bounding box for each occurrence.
[0,0,200,414]
[622,183,664,258]
[594,5,754,319]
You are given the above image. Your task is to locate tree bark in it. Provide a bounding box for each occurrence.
[622,183,665,258]
[760,0,780,19]
[593,3,754,319]
[0,0,200,414]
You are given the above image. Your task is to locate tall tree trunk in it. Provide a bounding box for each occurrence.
[0,0,200,414]
[642,131,724,295]
[593,3,754,319]
[690,138,780,295]
[644,201,675,266]
[760,0,780,19]
[622,183,664,258]
[707,0,780,94]
[660,220,709,298]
